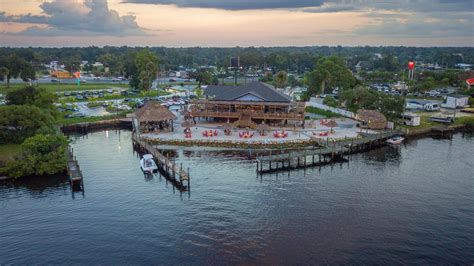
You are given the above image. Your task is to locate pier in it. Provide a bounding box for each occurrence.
[256,132,396,174]
[67,147,84,192]
[132,133,190,191]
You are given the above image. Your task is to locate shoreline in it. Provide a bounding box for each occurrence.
[2,125,472,181]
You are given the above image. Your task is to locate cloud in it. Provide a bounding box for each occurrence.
[1,0,147,36]
[121,0,473,13]
[122,0,326,10]
[355,11,474,38]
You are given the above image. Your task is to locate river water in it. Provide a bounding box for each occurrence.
[1,130,473,264]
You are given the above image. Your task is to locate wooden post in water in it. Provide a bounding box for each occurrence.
[187,167,190,190]
[303,150,307,167]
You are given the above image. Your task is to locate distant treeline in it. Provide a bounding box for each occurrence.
[1,46,473,74]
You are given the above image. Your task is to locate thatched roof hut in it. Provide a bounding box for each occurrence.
[134,102,177,133]
[356,109,387,130]
[135,102,177,123]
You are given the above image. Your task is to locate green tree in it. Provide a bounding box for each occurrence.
[373,54,400,72]
[339,86,404,121]
[194,70,215,88]
[135,50,158,91]
[305,56,356,95]
[62,54,82,74]
[1,54,32,87]
[287,74,301,87]
[274,71,288,88]
[6,86,56,110]
[20,63,36,82]
[3,134,68,178]
[0,105,56,144]
[323,96,338,108]
[415,76,436,92]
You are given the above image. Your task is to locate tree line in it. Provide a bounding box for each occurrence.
[1,46,473,78]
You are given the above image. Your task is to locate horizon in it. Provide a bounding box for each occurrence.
[1,0,473,47]
[2,45,474,48]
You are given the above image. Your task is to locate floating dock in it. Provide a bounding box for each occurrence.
[256,132,396,174]
[132,133,190,191]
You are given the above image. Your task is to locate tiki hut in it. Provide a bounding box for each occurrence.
[356,109,387,130]
[134,102,177,133]
[257,122,270,136]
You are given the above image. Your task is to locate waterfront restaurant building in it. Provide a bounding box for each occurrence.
[189,81,305,128]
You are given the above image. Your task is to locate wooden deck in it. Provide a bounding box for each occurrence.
[132,133,190,190]
[67,147,84,191]
[256,131,397,173]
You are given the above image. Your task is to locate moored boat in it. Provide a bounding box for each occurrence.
[140,154,158,174]
[386,136,405,145]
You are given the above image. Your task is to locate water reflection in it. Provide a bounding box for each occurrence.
[0,174,69,199]
[1,130,473,264]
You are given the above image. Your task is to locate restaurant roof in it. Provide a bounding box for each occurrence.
[204,81,292,103]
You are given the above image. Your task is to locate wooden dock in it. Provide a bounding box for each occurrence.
[67,147,84,191]
[132,133,190,191]
[256,132,396,174]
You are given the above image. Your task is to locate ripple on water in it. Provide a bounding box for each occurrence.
[1,131,473,264]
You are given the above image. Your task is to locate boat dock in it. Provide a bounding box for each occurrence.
[132,133,190,191]
[67,147,84,192]
[256,132,396,174]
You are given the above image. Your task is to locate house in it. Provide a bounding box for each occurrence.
[189,81,305,128]
[402,113,421,126]
[356,109,387,130]
[442,95,469,109]
[466,78,474,88]
[405,99,440,111]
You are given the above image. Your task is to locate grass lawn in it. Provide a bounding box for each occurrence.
[58,112,130,125]
[398,115,441,130]
[305,106,341,118]
[454,116,474,127]
[0,144,22,163]
[405,96,442,102]
[0,83,129,94]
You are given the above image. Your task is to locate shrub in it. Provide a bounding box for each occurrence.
[3,134,68,178]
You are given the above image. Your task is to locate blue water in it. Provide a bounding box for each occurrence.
[1,130,473,264]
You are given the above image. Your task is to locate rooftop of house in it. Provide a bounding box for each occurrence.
[204,81,292,103]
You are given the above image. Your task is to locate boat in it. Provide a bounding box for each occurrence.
[386,136,405,145]
[140,154,158,174]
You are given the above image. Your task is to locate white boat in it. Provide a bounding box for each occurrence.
[140,154,158,174]
[386,136,405,145]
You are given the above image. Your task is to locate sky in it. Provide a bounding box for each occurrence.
[0,0,473,47]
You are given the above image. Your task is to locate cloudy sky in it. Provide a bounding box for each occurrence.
[0,0,473,47]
